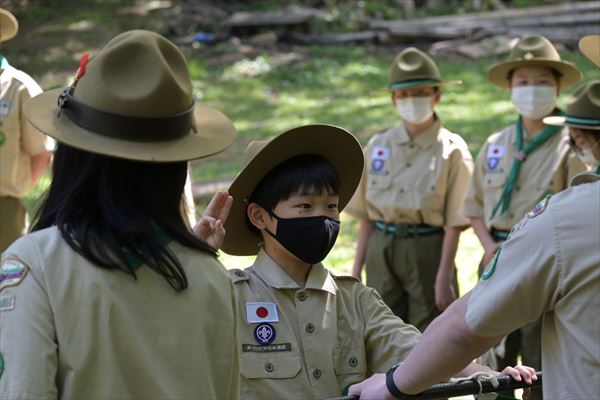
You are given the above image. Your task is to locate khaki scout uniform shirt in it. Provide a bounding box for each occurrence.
[345,118,473,228]
[0,64,54,198]
[466,176,600,399]
[231,249,421,399]
[462,124,585,230]
[0,227,239,399]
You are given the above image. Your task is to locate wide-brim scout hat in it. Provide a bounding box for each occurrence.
[0,8,18,43]
[24,30,235,162]
[579,35,600,68]
[222,124,364,256]
[388,47,461,90]
[488,35,581,89]
[544,80,600,130]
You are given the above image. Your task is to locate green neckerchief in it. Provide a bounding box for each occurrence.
[490,113,563,219]
[595,163,600,175]
[0,54,9,69]
[121,221,172,271]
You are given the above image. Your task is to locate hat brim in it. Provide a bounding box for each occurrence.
[221,124,364,256]
[0,10,18,43]
[579,36,600,68]
[24,88,235,162]
[488,60,582,88]
[543,115,600,130]
[389,79,462,90]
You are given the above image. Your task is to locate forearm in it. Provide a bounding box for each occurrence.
[393,294,502,394]
[436,227,460,281]
[29,151,52,187]
[469,217,495,250]
[352,218,373,278]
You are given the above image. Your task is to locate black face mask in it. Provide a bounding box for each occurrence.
[265,211,340,265]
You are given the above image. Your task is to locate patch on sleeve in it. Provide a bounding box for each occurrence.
[0,257,29,291]
[0,295,15,311]
[527,195,551,219]
[482,248,502,281]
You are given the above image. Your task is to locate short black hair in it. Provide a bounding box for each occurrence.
[249,154,340,212]
[32,143,217,291]
[569,128,600,150]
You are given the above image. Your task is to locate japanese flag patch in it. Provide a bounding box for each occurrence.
[246,302,279,324]
[371,146,390,160]
[0,257,29,291]
[487,145,505,159]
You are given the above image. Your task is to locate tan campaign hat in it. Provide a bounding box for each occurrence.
[579,35,600,67]
[388,47,461,90]
[222,124,364,256]
[0,8,18,43]
[488,35,581,88]
[24,30,235,162]
[544,80,600,130]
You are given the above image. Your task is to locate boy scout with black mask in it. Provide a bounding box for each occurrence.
[461,35,586,397]
[346,47,473,332]
[217,124,524,399]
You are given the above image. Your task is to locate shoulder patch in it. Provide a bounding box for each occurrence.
[229,268,249,283]
[527,195,551,219]
[0,257,29,291]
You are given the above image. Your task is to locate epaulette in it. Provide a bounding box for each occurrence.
[330,273,359,282]
[229,268,249,283]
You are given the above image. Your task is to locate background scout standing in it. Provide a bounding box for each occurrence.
[0,30,239,399]
[0,8,53,252]
[347,47,473,332]
[461,35,585,396]
[544,80,600,174]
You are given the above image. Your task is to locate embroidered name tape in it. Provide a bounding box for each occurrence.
[372,146,390,160]
[246,302,279,323]
[0,257,29,291]
[487,145,505,159]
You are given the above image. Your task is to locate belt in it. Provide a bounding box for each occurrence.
[374,221,444,237]
[491,228,510,242]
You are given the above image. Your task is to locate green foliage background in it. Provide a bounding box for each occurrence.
[8,0,599,294]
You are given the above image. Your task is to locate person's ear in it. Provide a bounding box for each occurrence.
[247,203,269,230]
[432,90,442,105]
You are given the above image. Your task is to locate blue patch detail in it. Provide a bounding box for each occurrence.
[372,159,384,172]
[254,323,276,345]
[487,157,500,170]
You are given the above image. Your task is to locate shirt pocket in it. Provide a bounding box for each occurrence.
[240,351,302,379]
[482,173,506,190]
[333,347,367,376]
[366,172,392,199]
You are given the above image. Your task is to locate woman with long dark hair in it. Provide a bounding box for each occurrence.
[0,30,239,399]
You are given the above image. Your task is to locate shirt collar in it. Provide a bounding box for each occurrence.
[396,115,441,149]
[252,248,337,295]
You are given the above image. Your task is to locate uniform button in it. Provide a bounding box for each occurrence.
[400,188,404,193]
[234,270,244,277]
[487,179,492,184]
[515,186,520,191]
[305,323,315,333]
[265,362,274,373]
[313,368,322,379]
[406,163,411,167]
[430,185,435,191]
[297,291,307,301]
[348,357,358,368]
[509,213,514,219]
[409,144,415,149]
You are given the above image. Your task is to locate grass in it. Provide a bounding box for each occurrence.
[14,1,599,297]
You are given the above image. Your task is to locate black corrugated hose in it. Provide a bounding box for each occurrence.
[327,371,542,400]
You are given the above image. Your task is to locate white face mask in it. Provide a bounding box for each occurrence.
[511,85,557,120]
[395,96,434,124]
[577,141,599,165]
